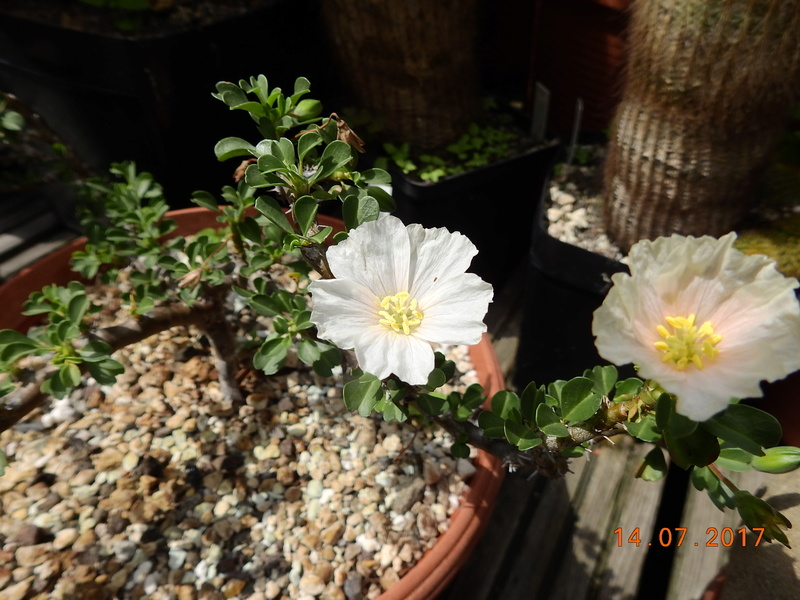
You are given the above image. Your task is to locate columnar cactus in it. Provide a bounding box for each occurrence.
[603,0,800,251]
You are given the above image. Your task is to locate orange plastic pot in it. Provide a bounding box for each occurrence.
[0,206,505,599]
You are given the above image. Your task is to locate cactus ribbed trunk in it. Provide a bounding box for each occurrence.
[604,0,800,251]
[322,0,480,151]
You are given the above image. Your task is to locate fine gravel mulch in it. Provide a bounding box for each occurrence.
[0,310,480,600]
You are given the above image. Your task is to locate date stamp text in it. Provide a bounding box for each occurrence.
[614,527,765,548]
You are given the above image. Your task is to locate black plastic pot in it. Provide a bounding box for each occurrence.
[0,1,331,206]
[513,186,631,389]
[391,139,560,291]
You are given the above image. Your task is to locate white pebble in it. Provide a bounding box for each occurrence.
[168,547,187,570]
[305,480,323,499]
[456,458,476,479]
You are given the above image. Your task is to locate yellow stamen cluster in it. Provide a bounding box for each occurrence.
[378,292,423,335]
[654,314,723,370]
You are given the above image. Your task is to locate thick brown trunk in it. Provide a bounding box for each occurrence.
[322,0,481,151]
[603,0,800,251]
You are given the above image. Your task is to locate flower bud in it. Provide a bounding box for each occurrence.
[293,99,322,120]
[751,446,800,474]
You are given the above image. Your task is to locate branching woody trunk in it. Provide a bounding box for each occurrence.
[603,0,800,251]
[0,298,243,434]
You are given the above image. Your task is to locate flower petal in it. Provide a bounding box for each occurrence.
[325,215,411,296]
[309,279,378,349]
[593,233,800,421]
[353,327,435,385]
[309,215,492,386]
[415,273,493,345]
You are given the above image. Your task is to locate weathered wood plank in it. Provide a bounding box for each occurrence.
[500,451,593,599]
[545,438,641,600]
[596,444,668,600]
[719,467,800,600]
[668,467,800,600]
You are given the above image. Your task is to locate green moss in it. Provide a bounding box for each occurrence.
[735,212,800,279]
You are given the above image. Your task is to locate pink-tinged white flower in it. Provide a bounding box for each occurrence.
[592,233,800,422]
[309,215,493,385]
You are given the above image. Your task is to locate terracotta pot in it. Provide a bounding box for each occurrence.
[0,206,505,599]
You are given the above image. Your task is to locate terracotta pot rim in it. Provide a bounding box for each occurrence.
[0,206,506,599]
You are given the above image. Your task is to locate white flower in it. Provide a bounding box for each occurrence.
[592,233,800,422]
[309,215,493,385]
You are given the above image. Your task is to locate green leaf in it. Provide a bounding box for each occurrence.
[254,197,294,234]
[424,368,447,390]
[312,344,341,378]
[460,384,486,412]
[450,442,471,459]
[560,377,602,424]
[1,342,43,365]
[433,353,456,383]
[625,412,662,442]
[690,466,736,510]
[343,373,384,416]
[277,137,296,164]
[656,393,698,438]
[636,447,668,482]
[256,151,289,174]
[359,168,392,186]
[297,338,321,366]
[245,165,277,188]
[342,194,379,231]
[715,447,754,472]
[67,293,90,325]
[379,397,408,422]
[418,393,448,416]
[519,382,545,424]
[78,339,113,362]
[309,226,332,244]
[0,330,41,352]
[547,380,567,402]
[214,137,256,161]
[293,76,311,97]
[237,216,262,244]
[536,403,570,437]
[664,426,720,469]
[294,196,318,236]
[313,140,353,182]
[0,448,7,477]
[85,357,124,385]
[561,446,586,458]
[214,82,248,107]
[491,390,521,420]
[477,410,506,438]
[192,190,219,211]
[365,185,395,212]
[253,336,291,375]
[41,370,69,399]
[505,421,542,451]
[588,365,617,396]
[614,377,644,399]
[298,130,323,161]
[703,404,782,457]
